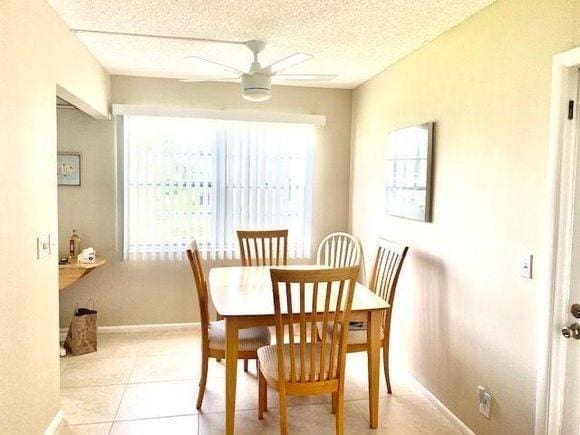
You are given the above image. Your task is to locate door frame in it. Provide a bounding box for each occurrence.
[537,47,580,435]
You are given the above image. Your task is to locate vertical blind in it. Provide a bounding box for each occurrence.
[123,115,314,261]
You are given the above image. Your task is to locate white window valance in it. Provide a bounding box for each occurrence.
[112,104,326,126]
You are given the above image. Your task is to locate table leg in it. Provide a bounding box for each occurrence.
[225,317,239,435]
[367,310,381,428]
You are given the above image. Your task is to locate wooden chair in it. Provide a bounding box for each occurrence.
[186,241,271,410]
[237,229,288,266]
[318,239,408,394]
[257,266,360,435]
[317,232,362,268]
[236,229,288,372]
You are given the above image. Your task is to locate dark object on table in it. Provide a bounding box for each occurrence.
[59,257,70,265]
[349,321,367,331]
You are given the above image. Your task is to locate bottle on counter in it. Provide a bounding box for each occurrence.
[69,229,81,259]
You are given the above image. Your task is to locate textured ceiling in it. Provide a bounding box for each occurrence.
[48,0,494,89]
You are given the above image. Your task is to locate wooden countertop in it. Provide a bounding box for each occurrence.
[59,256,106,290]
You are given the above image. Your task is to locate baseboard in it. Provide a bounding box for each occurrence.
[409,376,475,435]
[59,322,199,341]
[44,409,63,435]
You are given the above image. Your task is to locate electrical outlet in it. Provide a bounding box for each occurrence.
[520,254,533,279]
[478,386,492,419]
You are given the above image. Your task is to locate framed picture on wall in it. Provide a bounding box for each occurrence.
[57,152,81,186]
[385,122,434,222]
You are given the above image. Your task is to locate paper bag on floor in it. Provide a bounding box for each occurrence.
[64,302,97,356]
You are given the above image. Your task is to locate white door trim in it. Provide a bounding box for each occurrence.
[536,47,580,435]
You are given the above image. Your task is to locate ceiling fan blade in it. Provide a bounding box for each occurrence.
[273,73,337,81]
[260,53,313,74]
[184,55,244,75]
[179,76,239,83]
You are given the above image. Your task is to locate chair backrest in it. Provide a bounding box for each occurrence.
[186,241,210,338]
[368,239,408,322]
[316,232,362,268]
[237,229,288,266]
[269,266,360,384]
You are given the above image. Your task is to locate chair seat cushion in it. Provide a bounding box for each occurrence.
[317,322,384,346]
[208,321,271,352]
[257,343,338,382]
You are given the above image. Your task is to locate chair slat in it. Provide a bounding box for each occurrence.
[316,232,362,268]
[319,281,332,381]
[310,282,318,381]
[299,282,307,382]
[285,282,296,382]
[377,250,390,300]
[328,279,345,377]
[237,229,288,267]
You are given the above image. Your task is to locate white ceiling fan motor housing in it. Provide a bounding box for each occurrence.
[241,73,271,102]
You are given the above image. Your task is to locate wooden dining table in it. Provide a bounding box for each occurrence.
[208,265,389,434]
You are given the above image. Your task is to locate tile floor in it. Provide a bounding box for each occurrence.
[58,329,467,434]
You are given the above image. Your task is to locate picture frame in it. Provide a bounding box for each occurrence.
[385,122,434,222]
[57,152,81,186]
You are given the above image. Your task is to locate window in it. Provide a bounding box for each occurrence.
[122,115,314,260]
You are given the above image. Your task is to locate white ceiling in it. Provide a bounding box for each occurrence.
[48,0,494,89]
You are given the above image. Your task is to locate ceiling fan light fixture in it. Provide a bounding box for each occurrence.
[241,73,271,102]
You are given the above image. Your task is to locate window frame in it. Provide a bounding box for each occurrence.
[115,112,318,261]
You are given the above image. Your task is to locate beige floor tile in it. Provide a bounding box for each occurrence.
[129,354,198,383]
[61,356,135,388]
[61,385,125,425]
[283,393,332,408]
[198,408,280,435]
[109,415,198,435]
[343,353,419,400]
[115,380,198,420]
[129,351,253,384]
[353,395,465,434]
[344,367,418,400]
[137,330,199,356]
[197,374,263,412]
[56,422,112,435]
[60,356,71,374]
[207,357,260,378]
[282,401,371,434]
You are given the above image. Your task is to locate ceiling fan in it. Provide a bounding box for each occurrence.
[181,40,337,102]
[70,29,336,102]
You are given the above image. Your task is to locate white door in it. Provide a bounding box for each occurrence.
[561,68,580,435]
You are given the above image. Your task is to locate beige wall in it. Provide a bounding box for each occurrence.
[349,0,580,433]
[0,1,110,433]
[58,76,352,327]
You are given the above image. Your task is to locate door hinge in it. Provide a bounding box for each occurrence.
[568,100,574,120]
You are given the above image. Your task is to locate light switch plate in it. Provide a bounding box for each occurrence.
[478,386,492,419]
[520,254,533,279]
[37,234,51,259]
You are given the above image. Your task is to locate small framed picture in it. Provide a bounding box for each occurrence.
[57,152,81,186]
[385,122,434,222]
